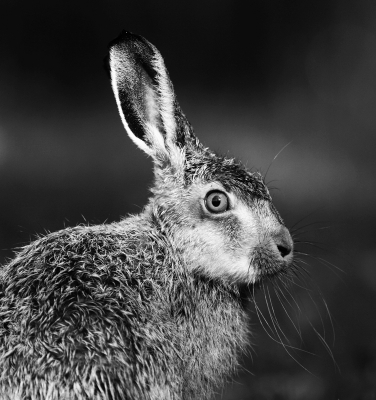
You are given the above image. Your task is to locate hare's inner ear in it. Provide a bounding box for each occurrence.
[109,31,178,161]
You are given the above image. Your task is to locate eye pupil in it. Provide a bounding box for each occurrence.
[211,195,221,207]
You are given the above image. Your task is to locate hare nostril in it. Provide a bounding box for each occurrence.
[277,244,291,258]
[273,226,293,259]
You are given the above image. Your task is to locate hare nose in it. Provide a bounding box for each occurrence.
[274,226,293,259]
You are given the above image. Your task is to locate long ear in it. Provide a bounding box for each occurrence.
[108,31,184,165]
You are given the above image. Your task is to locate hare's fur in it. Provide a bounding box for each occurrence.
[0,31,293,400]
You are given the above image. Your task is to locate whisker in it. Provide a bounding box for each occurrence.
[289,209,325,231]
[253,283,301,351]
[265,285,291,343]
[291,222,333,235]
[295,251,345,280]
[271,285,303,341]
[263,141,293,182]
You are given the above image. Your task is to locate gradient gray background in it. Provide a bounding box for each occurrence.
[0,1,375,398]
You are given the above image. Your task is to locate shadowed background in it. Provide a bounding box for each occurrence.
[1,0,376,398]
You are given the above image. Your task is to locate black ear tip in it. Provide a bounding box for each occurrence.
[108,30,148,51]
[108,30,132,49]
[104,30,136,79]
[106,30,158,81]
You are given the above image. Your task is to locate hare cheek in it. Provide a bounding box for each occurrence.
[231,204,261,250]
[228,205,263,282]
[190,224,258,282]
[174,223,244,281]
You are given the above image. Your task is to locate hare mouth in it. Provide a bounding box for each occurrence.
[249,246,293,283]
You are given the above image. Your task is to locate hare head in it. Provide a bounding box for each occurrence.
[109,31,293,285]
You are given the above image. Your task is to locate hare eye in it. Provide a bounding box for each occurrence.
[205,191,229,213]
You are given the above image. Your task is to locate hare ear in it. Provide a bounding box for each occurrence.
[108,31,180,163]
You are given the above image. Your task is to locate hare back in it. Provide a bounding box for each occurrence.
[0,217,248,399]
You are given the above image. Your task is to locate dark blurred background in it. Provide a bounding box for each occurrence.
[1,0,375,398]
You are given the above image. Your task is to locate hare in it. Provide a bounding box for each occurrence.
[0,31,293,400]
